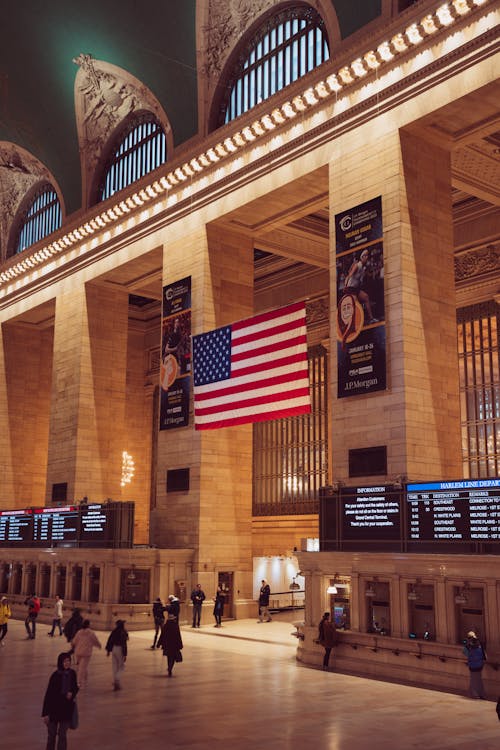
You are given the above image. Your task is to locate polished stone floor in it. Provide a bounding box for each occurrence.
[1,615,499,749]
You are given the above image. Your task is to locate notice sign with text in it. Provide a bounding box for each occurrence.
[335,197,386,398]
[341,485,401,542]
[159,276,191,430]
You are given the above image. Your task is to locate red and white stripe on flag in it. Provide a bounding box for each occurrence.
[192,301,311,430]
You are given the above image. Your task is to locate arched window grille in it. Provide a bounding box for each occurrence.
[458,301,500,478]
[98,114,167,202]
[221,6,329,126]
[14,184,62,255]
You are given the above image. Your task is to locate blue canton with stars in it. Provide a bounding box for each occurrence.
[193,326,232,387]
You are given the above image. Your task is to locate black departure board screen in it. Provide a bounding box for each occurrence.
[406,479,500,544]
[80,504,110,546]
[0,509,33,543]
[33,506,79,544]
[340,484,402,548]
[0,502,134,548]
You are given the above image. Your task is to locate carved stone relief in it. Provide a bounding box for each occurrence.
[455,243,500,283]
[0,143,53,261]
[73,55,171,208]
[203,0,275,86]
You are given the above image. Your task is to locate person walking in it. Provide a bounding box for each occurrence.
[158,615,183,677]
[463,630,487,698]
[190,583,205,628]
[257,579,272,623]
[0,596,11,646]
[42,651,79,750]
[151,597,165,649]
[63,608,84,648]
[48,595,64,637]
[318,612,338,670]
[165,594,180,620]
[71,620,102,688]
[24,593,40,639]
[213,586,225,627]
[105,619,128,691]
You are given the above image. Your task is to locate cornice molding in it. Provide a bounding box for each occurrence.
[0,0,497,298]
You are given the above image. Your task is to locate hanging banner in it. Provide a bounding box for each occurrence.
[159,276,191,430]
[335,196,386,398]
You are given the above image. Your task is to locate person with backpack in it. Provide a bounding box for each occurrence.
[24,593,41,639]
[463,630,487,699]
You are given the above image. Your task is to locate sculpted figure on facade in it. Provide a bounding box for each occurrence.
[73,54,171,207]
[0,143,54,261]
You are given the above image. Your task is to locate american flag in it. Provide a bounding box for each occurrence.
[192,301,311,430]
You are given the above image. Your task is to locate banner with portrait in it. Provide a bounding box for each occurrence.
[159,276,191,430]
[335,197,386,398]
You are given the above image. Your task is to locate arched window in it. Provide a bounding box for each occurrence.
[12,183,62,255]
[97,113,167,203]
[219,6,329,127]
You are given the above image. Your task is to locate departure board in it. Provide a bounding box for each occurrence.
[406,479,500,542]
[33,506,79,544]
[0,502,134,548]
[0,509,33,543]
[340,484,402,547]
[79,504,110,546]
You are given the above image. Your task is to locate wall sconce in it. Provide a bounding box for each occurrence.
[365,579,377,598]
[455,581,470,604]
[327,573,339,594]
[408,578,421,601]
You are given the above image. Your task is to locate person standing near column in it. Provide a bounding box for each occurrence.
[0,596,11,646]
[257,579,272,623]
[71,619,102,688]
[105,619,128,691]
[48,595,64,637]
[190,584,206,628]
[318,612,338,670]
[463,630,487,699]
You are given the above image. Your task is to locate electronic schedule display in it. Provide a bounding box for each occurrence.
[406,479,500,548]
[341,484,402,548]
[0,502,134,548]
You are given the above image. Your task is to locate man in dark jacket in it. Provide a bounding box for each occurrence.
[42,652,78,750]
[463,630,486,698]
[151,597,165,649]
[190,584,206,628]
[257,579,272,623]
[24,593,41,639]
[106,619,129,691]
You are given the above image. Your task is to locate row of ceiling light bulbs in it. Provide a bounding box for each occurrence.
[0,0,490,286]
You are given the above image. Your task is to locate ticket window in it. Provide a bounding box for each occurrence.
[26,564,37,595]
[55,566,66,598]
[329,577,351,629]
[40,564,51,598]
[366,580,391,635]
[119,568,150,604]
[88,566,100,603]
[455,585,485,645]
[0,563,9,593]
[12,564,22,594]
[70,566,83,601]
[408,583,435,640]
[218,572,233,618]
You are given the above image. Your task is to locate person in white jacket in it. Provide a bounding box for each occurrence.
[71,619,102,688]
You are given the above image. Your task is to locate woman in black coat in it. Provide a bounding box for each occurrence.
[158,618,183,677]
[42,652,79,750]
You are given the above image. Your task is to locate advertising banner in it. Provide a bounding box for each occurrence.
[335,196,386,398]
[159,276,191,430]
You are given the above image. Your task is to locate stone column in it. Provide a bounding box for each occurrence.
[152,223,254,617]
[330,127,461,482]
[0,322,53,505]
[46,283,129,503]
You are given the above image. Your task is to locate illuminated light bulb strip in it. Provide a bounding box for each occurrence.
[0,0,493,287]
